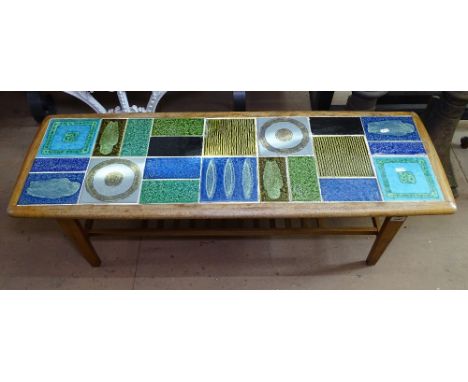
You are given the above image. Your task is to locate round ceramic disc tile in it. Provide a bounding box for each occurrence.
[85,159,141,202]
[259,118,310,154]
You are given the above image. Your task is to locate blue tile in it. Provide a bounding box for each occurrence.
[18,172,84,205]
[200,157,258,202]
[144,157,201,179]
[373,156,442,201]
[30,158,90,172]
[369,141,426,155]
[38,119,100,157]
[361,116,421,141]
[319,178,382,201]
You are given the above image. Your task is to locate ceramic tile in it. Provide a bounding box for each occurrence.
[259,157,289,202]
[140,180,200,204]
[79,157,145,204]
[200,157,258,202]
[373,156,442,201]
[309,117,364,135]
[314,136,374,177]
[152,118,204,136]
[361,116,421,141]
[256,117,313,157]
[369,141,426,155]
[319,178,382,201]
[203,119,256,156]
[144,157,201,179]
[147,136,203,156]
[287,156,321,201]
[93,119,127,156]
[18,172,84,205]
[38,118,100,157]
[30,157,89,172]
[120,118,153,156]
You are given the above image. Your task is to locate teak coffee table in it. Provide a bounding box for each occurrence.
[8,111,456,267]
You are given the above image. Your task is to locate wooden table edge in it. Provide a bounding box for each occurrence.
[7,201,457,220]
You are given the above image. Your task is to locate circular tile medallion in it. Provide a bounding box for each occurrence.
[85,159,141,202]
[259,118,310,154]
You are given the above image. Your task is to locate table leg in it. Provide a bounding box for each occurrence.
[57,219,102,267]
[366,216,406,266]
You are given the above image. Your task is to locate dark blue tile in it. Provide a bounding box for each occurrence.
[200,157,258,202]
[319,178,382,201]
[361,116,421,141]
[144,157,201,179]
[18,172,84,205]
[369,141,426,155]
[30,158,90,172]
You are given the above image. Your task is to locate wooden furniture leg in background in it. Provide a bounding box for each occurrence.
[366,216,407,266]
[57,219,102,267]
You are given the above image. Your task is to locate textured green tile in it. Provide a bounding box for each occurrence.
[204,119,256,156]
[259,158,289,202]
[93,119,127,156]
[152,118,204,136]
[140,180,200,204]
[120,119,152,156]
[314,136,374,177]
[288,156,320,201]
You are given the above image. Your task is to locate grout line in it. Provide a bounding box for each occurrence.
[254,118,261,202]
[362,131,384,201]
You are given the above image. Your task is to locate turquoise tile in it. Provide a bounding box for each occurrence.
[38,119,100,157]
[373,156,442,201]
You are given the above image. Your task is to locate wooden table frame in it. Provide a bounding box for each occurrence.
[8,111,456,267]
[57,216,406,267]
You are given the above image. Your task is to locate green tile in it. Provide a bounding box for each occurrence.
[259,157,289,202]
[152,118,204,136]
[93,119,127,156]
[140,180,200,204]
[314,136,374,177]
[120,119,152,156]
[288,156,321,201]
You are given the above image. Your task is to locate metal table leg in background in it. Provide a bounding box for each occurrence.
[309,91,335,110]
[346,91,388,110]
[422,91,468,196]
[233,91,246,111]
[26,92,57,123]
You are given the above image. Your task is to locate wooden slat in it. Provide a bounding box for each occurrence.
[88,226,379,237]
[86,217,379,237]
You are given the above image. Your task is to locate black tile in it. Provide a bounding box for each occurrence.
[309,117,364,135]
[148,137,203,156]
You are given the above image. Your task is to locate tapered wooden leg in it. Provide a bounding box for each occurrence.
[57,219,101,267]
[366,216,406,266]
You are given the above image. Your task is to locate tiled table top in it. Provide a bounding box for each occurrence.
[8,112,456,219]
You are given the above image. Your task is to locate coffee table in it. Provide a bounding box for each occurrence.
[8,111,456,267]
